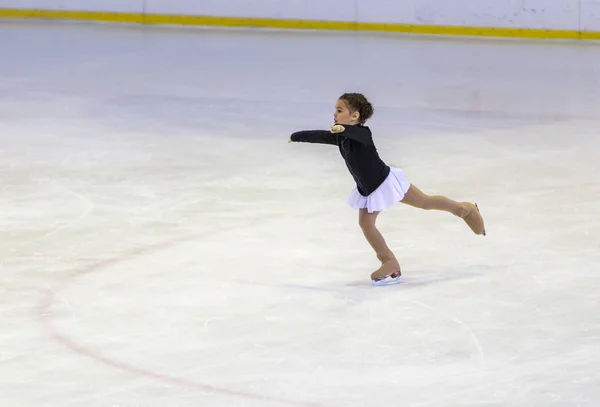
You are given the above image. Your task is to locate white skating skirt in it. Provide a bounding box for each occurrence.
[346,167,411,213]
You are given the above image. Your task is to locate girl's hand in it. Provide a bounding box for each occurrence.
[330,124,345,133]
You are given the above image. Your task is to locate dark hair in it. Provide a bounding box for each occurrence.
[339,93,374,124]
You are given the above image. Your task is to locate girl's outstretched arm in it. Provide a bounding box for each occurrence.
[289,130,338,145]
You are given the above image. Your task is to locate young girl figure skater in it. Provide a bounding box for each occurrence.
[289,93,486,283]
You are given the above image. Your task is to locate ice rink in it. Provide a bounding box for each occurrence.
[1,20,599,407]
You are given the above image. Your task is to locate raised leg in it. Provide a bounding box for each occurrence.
[400,184,486,235]
[400,184,464,215]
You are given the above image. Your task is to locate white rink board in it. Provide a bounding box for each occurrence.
[1,0,600,31]
[0,0,143,13]
[356,0,580,30]
[581,0,600,31]
[145,0,355,21]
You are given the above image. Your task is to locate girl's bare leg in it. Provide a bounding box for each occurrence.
[358,209,401,280]
[400,184,486,235]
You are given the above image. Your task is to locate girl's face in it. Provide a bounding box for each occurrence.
[334,99,359,125]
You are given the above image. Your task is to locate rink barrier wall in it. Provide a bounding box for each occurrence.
[1,8,600,40]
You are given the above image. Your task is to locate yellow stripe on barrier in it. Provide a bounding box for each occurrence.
[1,8,600,40]
[0,8,145,24]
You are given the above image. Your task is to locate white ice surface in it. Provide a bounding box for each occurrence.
[1,21,599,407]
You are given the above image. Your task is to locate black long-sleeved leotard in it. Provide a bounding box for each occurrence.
[290,124,390,196]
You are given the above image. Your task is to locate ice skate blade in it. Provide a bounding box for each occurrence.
[372,276,403,287]
[475,203,486,236]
